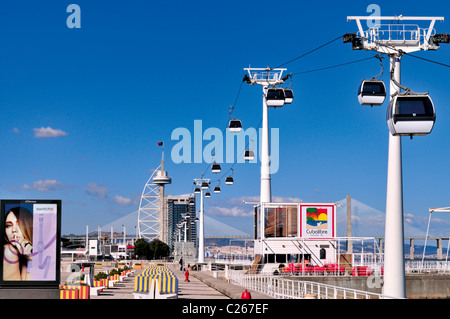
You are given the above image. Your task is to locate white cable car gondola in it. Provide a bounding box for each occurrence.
[266,88,285,107]
[205,191,211,198]
[194,187,200,194]
[244,149,255,161]
[213,186,221,193]
[387,93,435,136]
[284,88,294,104]
[225,176,234,185]
[358,80,386,106]
[228,119,242,133]
[211,163,221,173]
[201,181,209,189]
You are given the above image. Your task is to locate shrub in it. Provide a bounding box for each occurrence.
[109,269,120,276]
[94,272,108,280]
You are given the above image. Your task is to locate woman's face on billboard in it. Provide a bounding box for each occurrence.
[5,211,25,244]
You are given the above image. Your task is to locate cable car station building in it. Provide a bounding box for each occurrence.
[254,202,337,272]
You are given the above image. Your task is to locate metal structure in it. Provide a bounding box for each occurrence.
[422,207,450,268]
[345,15,447,299]
[193,178,210,263]
[227,270,395,299]
[138,149,172,242]
[137,166,161,241]
[244,67,287,205]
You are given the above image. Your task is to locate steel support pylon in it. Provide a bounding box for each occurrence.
[346,15,446,299]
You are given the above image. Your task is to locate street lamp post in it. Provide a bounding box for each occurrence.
[194,179,210,264]
[182,214,190,243]
[199,187,205,263]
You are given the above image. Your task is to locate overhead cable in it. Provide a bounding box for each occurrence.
[290,55,377,76]
[274,34,345,69]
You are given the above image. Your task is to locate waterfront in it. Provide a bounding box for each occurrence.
[59,256,450,299]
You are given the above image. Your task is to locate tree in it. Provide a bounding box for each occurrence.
[149,239,170,259]
[134,238,151,260]
[133,238,170,260]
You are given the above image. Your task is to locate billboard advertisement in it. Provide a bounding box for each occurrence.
[0,200,61,287]
[300,204,336,239]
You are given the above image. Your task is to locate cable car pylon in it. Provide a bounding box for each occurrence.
[243,67,289,205]
[345,15,448,299]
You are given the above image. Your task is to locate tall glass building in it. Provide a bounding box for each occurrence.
[167,194,196,252]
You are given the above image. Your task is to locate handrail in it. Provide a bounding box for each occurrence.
[227,270,397,299]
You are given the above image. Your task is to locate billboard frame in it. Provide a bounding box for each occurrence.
[259,202,337,240]
[0,199,61,288]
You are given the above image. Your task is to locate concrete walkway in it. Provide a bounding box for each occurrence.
[60,260,272,300]
[83,263,272,299]
[89,267,142,299]
[170,266,230,299]
[168,265,273,299]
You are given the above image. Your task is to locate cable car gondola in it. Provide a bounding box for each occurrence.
[358,80,386,106]
[211,163,221,173]
[205,191,211,198]
[244,150,255,161]
[387,93,435,136]
[228,119,242,133]
[194,187,200,194]
[266,88,285,107]
[213,186,221,193]
[201,181,209,189]
[225,176,234,185]
[284,88,294,104]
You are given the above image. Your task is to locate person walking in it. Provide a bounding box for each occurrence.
[185,267,190,282]
[179,257,184,271]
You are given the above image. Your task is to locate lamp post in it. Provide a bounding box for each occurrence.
[182,214,190,243]
[194,179,210,264]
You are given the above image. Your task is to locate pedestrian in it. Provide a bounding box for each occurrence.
[185,267,190,282]
[179,257,184,271]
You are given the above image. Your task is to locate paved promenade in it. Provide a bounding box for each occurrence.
[63,261,272,299]
[169,265,231,299]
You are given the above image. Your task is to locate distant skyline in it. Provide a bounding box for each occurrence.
[74,195,446,243]
[0,1,449,237]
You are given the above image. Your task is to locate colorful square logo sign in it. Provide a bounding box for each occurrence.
[301,205,335,238]
[306,208,328,229]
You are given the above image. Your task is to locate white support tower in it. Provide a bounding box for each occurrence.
[193,178,210,264]
[346,15,447,299]
[244,67,286,205]
[138,149,172,243]
[137,166,161,241]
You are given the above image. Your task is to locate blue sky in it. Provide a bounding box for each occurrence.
[0,0,449,237]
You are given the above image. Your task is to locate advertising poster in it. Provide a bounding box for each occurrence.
[1,200,61,286]
[300,204,336,239]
